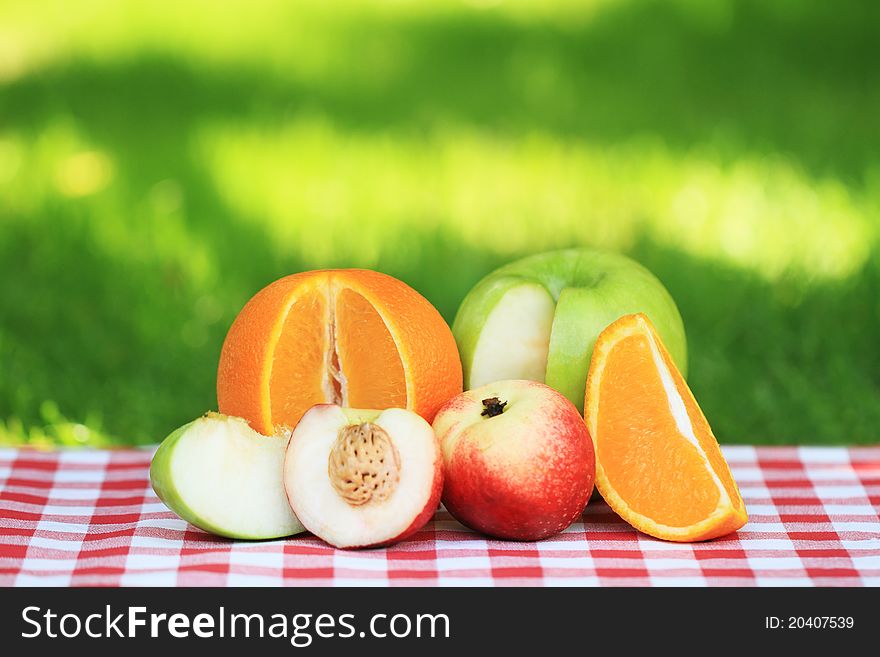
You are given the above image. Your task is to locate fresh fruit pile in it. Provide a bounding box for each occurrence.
[151,250,747,548]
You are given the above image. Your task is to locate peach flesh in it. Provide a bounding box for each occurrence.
[284,405,443,549]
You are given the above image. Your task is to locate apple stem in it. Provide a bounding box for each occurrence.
[480,397,507,418]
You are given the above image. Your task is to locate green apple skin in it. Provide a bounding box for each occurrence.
[453,249,687,413]
[150,421,199,526]
[150,419,241,539]
[150,413,304,540]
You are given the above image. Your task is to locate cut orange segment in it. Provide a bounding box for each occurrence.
[334,287,409,410]
[217,269,462,435]
[584,313,747,542]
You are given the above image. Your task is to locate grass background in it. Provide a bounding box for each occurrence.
[1,0,878,447]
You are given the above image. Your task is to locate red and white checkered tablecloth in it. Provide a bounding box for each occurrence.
[1,446,878,587]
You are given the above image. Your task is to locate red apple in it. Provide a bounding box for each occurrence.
[433,380,594,540]
[283,405,443,549]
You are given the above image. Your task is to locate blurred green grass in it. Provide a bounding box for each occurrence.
[1,0,878,447]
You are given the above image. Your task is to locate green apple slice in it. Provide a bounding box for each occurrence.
[150,412,304,540]
[460,279,556,389]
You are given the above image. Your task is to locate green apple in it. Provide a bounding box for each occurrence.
[150,412,304,539]
[452,249,687,413]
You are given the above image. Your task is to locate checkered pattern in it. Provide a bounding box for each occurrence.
[1,446,878,586]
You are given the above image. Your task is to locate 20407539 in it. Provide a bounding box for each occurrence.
[765,616,855,630]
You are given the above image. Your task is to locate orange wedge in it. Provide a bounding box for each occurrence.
[585,313,747,542]
[217,269,462,435]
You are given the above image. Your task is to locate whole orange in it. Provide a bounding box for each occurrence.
[217,269,462,435]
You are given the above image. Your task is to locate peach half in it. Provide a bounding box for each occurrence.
[283,405,443,549]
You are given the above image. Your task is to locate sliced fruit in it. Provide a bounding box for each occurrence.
[283,405,442,549]
[150,413,304,540]
[453,248,687,414]
[217,269,462,435]
[585,313,747,542]
[467,279,556,388]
